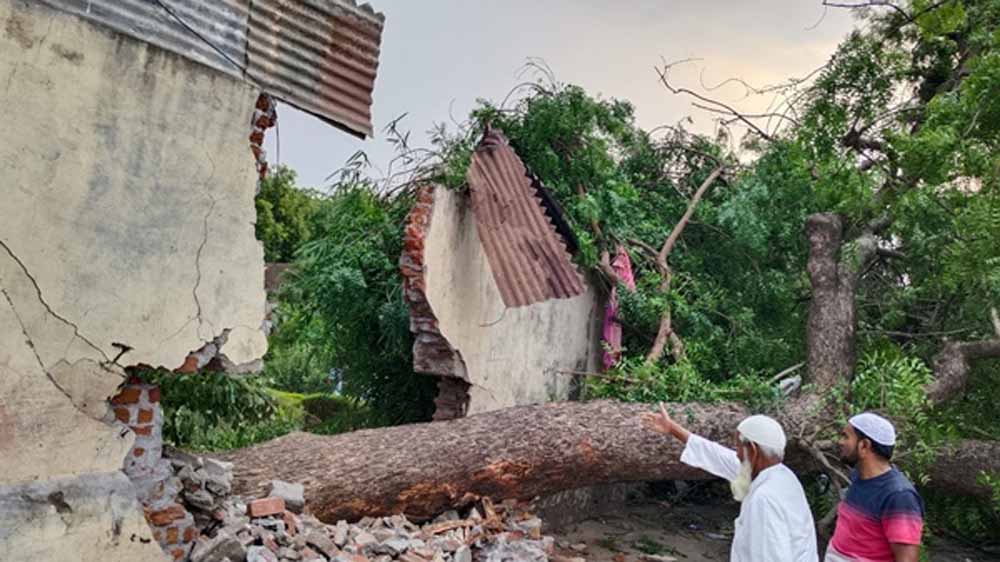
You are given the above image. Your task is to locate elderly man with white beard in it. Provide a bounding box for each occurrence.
[642,404,818,562]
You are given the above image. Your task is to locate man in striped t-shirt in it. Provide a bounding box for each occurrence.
[825,413,924,562]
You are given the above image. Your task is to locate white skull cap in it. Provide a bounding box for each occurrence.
[737,415,787,452]
[849,412,897,446]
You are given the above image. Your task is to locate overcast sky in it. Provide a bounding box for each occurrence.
[265,1,860,188]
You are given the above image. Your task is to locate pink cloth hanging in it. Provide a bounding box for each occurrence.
[602,246,636,370]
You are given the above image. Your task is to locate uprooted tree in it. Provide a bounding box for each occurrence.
[228,0,1000,532]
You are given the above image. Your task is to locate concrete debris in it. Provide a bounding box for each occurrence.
[187,490,559,562]
[268,480,306,514]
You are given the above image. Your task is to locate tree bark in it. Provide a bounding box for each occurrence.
[805,214,859,389]
[927,338,1000,405]
[219,399,999,524]
[927,439,1000,499]
[804,213,887,390]
[220,400,750,523]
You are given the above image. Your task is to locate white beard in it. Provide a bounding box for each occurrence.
[730,457,754,502]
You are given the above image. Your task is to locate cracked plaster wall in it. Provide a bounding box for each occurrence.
[0,1,266,559]
[422,186,602,415]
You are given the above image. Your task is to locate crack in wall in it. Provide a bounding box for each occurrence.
[0,238,109,362]
[0,286,80,410]
[192,196,217,341]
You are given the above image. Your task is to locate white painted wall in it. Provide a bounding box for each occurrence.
[0,2,267,559]
[423,187,601,414]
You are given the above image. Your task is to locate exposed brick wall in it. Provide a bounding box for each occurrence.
[249,93,277,185]
[400,184,471,420]
[112,378,198,560]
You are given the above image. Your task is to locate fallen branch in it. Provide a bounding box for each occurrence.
[645,166,725,365]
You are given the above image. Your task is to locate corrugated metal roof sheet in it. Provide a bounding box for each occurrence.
[246,0,382,138]
[38,0,250,77]
[466,129,586,308]
[40,0,383,138]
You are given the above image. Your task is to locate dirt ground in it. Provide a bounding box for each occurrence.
[549,499,997,562]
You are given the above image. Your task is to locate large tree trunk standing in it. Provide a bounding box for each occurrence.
[223,212,1000,523]
[805,213,859,390]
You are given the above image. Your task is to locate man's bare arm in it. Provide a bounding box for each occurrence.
[890,543,919,562]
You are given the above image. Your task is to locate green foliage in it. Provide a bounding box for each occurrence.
[276,185,438,425]
[852,350,934,422]
[255,166,325,262]
[268,390,379,435]
[142,370,301,451]
[263,312,337,395]
[923,486,1000,543]
[586,357,781,414]
[252,163,438,426]
[978,472,1000,511]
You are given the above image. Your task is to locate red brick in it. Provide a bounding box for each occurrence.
[166,527,179,544]
[111,388,141,405]
[133,447,145,457]
[133,425,152,436]
[137,409,154,424]
[283,510,299,536]
[249,130,264,146]
[147,504,186,526]
[256,95,270,110]
[183,526,197,543]
[113,407,130,423]
[247,497,285,518]
[147,386,161,403]
[175,355,199,374]
[126,375,144,385]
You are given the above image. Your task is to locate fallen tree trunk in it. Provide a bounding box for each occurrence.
[927,439,1000,499]
[221,400,749,522]
[221,399,1000,523]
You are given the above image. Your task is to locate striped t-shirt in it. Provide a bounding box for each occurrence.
[830,467,924,562]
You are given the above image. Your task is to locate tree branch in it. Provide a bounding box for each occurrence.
[928,336,1000,405]
[643,167,724,366]
[656,63,775,142]
[875,248,906,260]
[659,167,725,262]
[822,0,909,20]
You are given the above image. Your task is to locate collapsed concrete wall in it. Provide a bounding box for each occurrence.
[403,185,602,418]
[0,1,267,559]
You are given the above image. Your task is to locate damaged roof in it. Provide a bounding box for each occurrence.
[466,129,586,308]
[40,0,383,138]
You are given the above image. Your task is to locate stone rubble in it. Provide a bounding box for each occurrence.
[186,490,560,562]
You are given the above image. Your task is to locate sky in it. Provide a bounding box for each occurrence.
[264,1,860,188]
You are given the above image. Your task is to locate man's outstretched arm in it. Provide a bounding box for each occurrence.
[641,403,741,481]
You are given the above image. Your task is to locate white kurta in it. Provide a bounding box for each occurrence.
[681,434,819,562]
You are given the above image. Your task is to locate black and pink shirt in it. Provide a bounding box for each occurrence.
[830,467,924,562]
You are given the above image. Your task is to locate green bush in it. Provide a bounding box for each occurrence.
[268,390,379,435]
[276,186,438,425]
[255,166,326,262]
[142,369,302,452]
